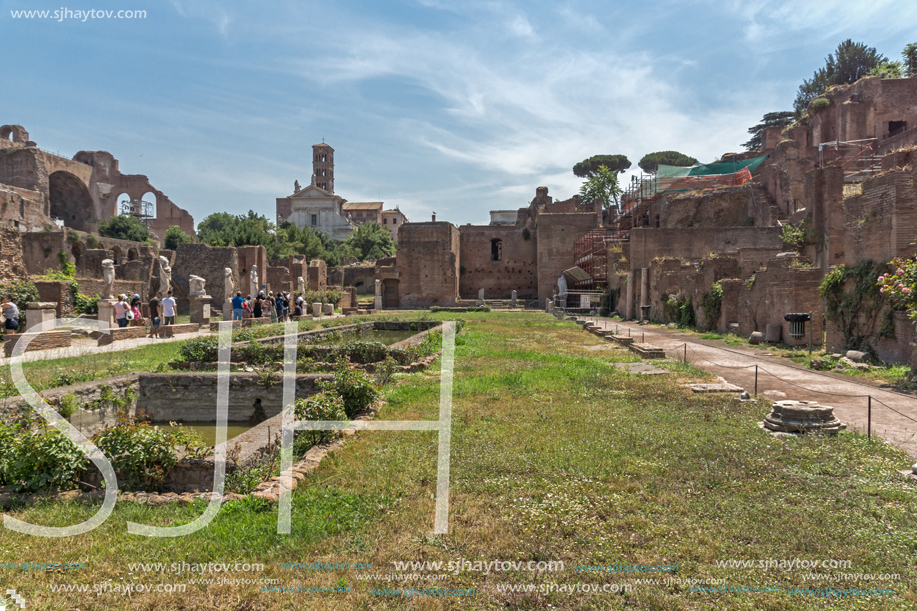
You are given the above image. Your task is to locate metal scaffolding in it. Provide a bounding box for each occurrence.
[119,196,154,226]
[818,138,882,182]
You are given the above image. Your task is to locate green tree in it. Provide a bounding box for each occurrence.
[868,60,904,79]
[573,154,630,178]
[578,165,622,210]
[343,222,396,261]
[902,42,917,77]
[163,225,193,250]
[637,151,698,174]
[794,39,886,115]
[98,215,150,243]
[742,111,795,152]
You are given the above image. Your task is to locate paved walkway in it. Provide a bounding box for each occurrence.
[0,330,211,366]
[585,317,917,459]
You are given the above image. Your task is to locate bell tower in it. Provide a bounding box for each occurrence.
[312,142,334,193]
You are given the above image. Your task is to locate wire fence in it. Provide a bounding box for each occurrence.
[579,317,917,438]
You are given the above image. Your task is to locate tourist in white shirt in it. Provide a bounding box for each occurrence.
[161,290,177,325]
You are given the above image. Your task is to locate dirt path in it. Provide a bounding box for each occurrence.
[585,317,917,460]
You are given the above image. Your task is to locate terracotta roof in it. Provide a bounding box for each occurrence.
[313,143,333,149]
[342,201,384,211]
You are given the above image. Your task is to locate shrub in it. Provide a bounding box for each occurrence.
[4,427,88,492]
[373,356,399,386]
[700,281,724,331]
[58,393,81,418]
[0,279,39,313]
[336,341,387,364]
[92,419,208,491]
[293,391,347,447]
[320,359,380,418]
[177,336,219,362]
[85,234,100,249]
[809,97,831,115]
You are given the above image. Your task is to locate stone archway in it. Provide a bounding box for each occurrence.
[49,171,94,232]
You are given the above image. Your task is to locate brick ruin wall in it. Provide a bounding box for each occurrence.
[397,222,459,308]
[841,165,917,266]
[172,243,240,308]
[628,226,783,270]
[650,184,777,229]
[536,212,599,300]
[0,226,27,285]
[458,225,537,299]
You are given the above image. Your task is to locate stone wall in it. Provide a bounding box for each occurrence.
[137,373,326,421]
[0,183,50,231]
[172,243,239,309]
[0,225,27,284]
[237,246,268,297]
[841,164,917,266]
[397,222,460,308]
[307,259,327,292]
[34,281,75,318]
[0,374,138,430]
[651,184,777,229]
[825,309,915,364]
[341,264,375,293]
[458,224,538,299]
[267,266,291,295]
[720,260,825,345]
[628,226,783,270]
[536,212,599,300]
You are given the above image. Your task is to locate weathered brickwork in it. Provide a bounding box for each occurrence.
[458,225,537,299]
[397,222,460,308]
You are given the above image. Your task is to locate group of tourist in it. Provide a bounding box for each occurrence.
[232,290,305,321]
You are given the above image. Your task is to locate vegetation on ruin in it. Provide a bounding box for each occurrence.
[877,257,917,321]
[699,281,724,331]
[794,39,886,115]
[98,214,152,244]
[578,164,622,210]
[637,150,698,174]
[0,279,39,317]
[820,260,888,352]
[742,111,794,152]
[779,216,814,249]
[572,153,630,177]
[163,224,193,250]
[1,312,916,609]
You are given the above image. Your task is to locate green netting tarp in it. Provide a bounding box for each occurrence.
[656,155,769,178]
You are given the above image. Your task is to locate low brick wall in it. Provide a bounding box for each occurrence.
[97,326,148,346]
[137,373,328,422]
[4,329,71,357]
[159,323,200,338]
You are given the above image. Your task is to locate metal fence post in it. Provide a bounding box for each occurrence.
[867,396,872,439]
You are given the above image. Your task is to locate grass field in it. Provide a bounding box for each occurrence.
[1,312,915,610]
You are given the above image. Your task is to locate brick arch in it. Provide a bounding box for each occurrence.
[0,124,28,143]
[49,171,95,231]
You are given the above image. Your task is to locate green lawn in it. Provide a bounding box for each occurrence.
[1,312,915,609]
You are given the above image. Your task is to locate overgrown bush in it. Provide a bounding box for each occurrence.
[320,359,380,418]
[821,260,886,350]
[1,426,88,492]
[335,341,387,364]
[700,282,724,331]
[809,96,831,115]
[293,391,347,447]
[177,336,220,362]
[662,293,685,323]
[373,356,399,386]
[92,419,208,491]
[0,279,39,313]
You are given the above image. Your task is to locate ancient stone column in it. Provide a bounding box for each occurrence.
[639,268,649,321]
[625,270,635,320]
[374,279,383,310]
[477,289,484,306]
[510,290,517,308]
[312,302,322,317]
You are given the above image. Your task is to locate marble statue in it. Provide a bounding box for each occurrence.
[294,179,301,192]
[223,268,234,302]
[101,259,115,300]
[189,275,207,298]
[375,278,382,297]
[250,265,259,294]
[158,256,172,294]
[297,276,305,296]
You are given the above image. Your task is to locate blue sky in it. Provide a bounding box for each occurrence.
[3,0,916,228]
